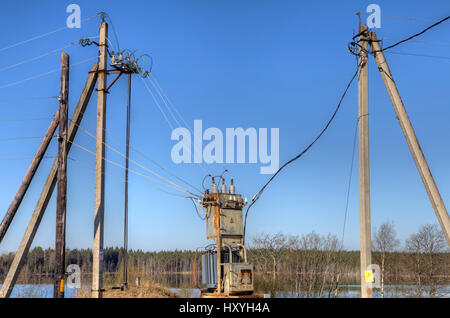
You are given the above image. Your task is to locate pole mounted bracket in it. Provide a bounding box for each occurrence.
[95,88,110,94]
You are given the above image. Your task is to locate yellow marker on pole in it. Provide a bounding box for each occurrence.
[60,279,65,293]
[365,270,374,283]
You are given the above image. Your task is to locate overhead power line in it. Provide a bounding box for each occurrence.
[0,96,58,103]
[373,15,450,52]
[386,51,450,60]
[64,137,200,198]
[243,60,364,242]
[149,74,191,129]
[146,74,220,176]
[64,107,203,194]
[148,76,182,128]
[68,157,190,198]
[0,42,78,73]
[0,56,97,89]
[141,76,174,130]
[341,117,358,246]
[359,12,450,25]
[67,118,202,196]
[0,14,100,53]
[0,156,56,161]
[0,136,48,141]
[0,117,52,122]
[99,12,120,52]
[382,37,450,46]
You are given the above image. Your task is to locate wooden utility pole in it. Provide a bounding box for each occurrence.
[357,25,372,298]
[0,109,60,244]
[0,64,98,298]
[92,21,108,298]
[370,31,450,245]
[54,52,69,298]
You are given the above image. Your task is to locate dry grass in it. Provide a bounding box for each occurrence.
[77,280,178,298]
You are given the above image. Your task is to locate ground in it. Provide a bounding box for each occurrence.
[77,280,178,298]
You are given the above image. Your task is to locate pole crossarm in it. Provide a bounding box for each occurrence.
[0,63,99,298]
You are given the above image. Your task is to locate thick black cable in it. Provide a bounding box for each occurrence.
[243,61,363,243]
[373,15,450,53]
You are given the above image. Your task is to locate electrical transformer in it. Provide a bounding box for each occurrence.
[199,178,255,297]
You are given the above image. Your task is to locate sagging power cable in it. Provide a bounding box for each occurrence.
[377,15,450,52]
[359,12,450,25]
[243,60,364,243]
[350,15,450,56]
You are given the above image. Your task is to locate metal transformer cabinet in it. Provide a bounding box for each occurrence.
[223,263,254,295]
[200,181,258,297]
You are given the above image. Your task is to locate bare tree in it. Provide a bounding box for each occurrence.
[250,231,350,298]
[251,232,289,293]
[405,224,448,297]
[373,221,400,297]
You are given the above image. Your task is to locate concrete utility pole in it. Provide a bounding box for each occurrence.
[54,52,69,298]
[357,25,372,298]
[122,72,131,289]
[0,64,98,298]
[92,21,108,298]
[370,31,450,245]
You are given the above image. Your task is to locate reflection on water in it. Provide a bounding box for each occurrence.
[2,273,449,298]
[0,284,79,298]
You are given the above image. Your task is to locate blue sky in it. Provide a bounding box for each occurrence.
[0,0,449,253]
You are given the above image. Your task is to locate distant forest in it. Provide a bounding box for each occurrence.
[1,223,449,297]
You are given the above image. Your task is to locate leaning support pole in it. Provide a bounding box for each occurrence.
[0,110,60,245]
[0,64,99,298]
[54,52,69,298]
[357,25,372,298]
[370,31,450,245]
[92,21,108,299]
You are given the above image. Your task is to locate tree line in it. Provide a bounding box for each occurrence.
[249,223,449,297]
[0,222,448,297]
